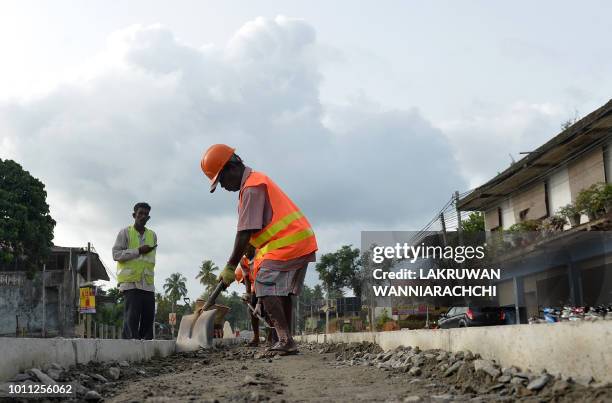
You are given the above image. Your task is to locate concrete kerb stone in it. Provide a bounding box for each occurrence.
[0,338,176,381]
[297,320,612,383]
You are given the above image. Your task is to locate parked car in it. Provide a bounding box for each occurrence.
[437,306,505,328]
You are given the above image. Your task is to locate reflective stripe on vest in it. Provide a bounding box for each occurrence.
[117,226,156,285]
[239,171,317,271]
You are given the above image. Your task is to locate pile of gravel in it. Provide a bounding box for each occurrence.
[311,342,611,401]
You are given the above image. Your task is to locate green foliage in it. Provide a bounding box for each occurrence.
[558,203,580,219]
[315,245,362,298]
[376,308,391,330]
[312,284,324,300]
[196,260,218,296]
[507,219,540,233]
[163,273,188,304]
[575,184,603,217]
[460,212,485,233]
[0,159,56,275]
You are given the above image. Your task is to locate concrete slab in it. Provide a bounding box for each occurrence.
[298,321,612,383]
[0,338,176,381]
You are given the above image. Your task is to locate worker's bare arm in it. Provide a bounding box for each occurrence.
[227,229,257,266]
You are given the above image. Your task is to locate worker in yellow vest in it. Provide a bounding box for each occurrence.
[201,144,317,356]
[112,202,157,339]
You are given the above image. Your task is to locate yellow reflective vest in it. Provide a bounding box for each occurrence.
[117,226,156,285]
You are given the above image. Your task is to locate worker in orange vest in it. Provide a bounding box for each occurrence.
[201,144,317,356]
[235,247,278,347]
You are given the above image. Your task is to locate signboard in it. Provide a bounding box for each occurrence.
[79,286,96,314]
[169,312,176,326]
[0,273,24,287]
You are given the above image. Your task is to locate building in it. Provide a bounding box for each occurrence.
[458,100,612,322]
[0,245,110,337]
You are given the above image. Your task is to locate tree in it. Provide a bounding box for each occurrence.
[163,273,188,313]
[0,159,56,276]
[460,212,485,233]
[312,284,324,300]
[196,260,218,295]
[315,245,362,298]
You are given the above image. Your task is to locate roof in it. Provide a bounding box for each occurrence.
[458,99,612,211]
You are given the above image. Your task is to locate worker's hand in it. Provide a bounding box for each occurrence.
[217,263,236,286]
[138,245,154,255]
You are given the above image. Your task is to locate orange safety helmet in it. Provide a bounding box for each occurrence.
[200,144,235,193]
[234,266,244,283]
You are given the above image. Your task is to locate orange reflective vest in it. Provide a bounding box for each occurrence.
[239,171,317,279]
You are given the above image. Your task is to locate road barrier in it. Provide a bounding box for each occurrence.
[298,320,612,383]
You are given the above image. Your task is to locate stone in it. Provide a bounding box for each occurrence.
[73,382,88,396]
[431,394,454,401]
[502,366,518,376]
[444,361,463,377]
[409,367,422,376]
[107,367,120,380]
[497,375,512,383]
[552,380,570,393]
[527,375,550,391]
[572,375,593,387]
[473,359,500,378]
[403,396,422,402]
[46,368,62,381]
[29,368,57,385]
[50,363,64,370]
[10,373,32,382]
[464,350,474,361]
[91,374,108,383]
[424,353,436,359]
[84,390,102,401]
[118,360,130,367]
[514,371,533,380]
[511,377,526,385]
[486,384,505,392]
[437,352,448,362]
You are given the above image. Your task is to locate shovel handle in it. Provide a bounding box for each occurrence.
[203,281,226,311]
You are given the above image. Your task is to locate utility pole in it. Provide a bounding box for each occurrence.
[455,191,464,244]
[86,243,92,338]
[325,285,330,334]
[440,213,448,246]
[42,264,46,337]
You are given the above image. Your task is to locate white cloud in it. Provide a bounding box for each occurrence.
[0,17,464,299]
[438,101,570,189]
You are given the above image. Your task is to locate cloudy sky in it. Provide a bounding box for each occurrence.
[1,1,611,299]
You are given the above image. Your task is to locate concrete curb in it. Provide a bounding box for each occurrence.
[0,338,176,381]
[298,321,612,383]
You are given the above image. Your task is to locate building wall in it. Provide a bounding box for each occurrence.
[497,279,514,306]
[547,167,572,216]
[500,199,515,229]
[0,270,76,337]
[568,147,605,200]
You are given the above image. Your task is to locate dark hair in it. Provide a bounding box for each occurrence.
[133,202,151,212]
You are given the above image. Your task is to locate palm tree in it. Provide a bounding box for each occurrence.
[196,260,218,294]
[163,273,188,314]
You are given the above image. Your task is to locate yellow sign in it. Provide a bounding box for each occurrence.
[79,287,96,314]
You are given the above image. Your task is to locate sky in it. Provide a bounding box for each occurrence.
[1,1,611,300]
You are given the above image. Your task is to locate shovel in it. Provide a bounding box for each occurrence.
[176,282,227,352]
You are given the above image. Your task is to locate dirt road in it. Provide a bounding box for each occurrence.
[100,343,611,403]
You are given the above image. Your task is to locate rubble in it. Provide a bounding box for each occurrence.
[309,341,612,401]
[3,341,610,402]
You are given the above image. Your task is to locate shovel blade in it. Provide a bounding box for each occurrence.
[175,309,217,352]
